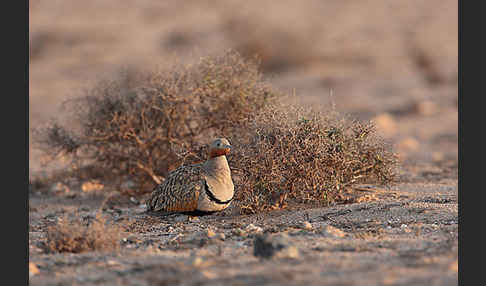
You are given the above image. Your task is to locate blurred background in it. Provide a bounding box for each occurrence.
[29,0,457,179]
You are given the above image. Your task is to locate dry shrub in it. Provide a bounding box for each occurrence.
[33,50,398,213]
[33,50,279,187]
[229,104,398,214]
[44,214,122,253]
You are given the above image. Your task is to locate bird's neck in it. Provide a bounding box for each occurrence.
[204,155,231,179]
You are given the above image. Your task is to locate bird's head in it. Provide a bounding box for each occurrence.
[208,138,232,158]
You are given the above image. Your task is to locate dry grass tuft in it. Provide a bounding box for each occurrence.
[43,213,122,253]
[229,104,398,214]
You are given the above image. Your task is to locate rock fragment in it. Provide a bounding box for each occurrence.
[29,262,40,277]
[81,180,104,192]
[50,182,70,194]
[173,215,188,223]
[298,221,313,230]
[245,223,263,234]
[320,224,346,238]
[253,233,299,259]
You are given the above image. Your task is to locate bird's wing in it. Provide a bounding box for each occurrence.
[146,164,204,212]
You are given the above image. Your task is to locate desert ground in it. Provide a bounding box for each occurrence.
[29,1,458,285]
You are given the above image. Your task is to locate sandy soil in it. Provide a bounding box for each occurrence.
[29,177,457,286]
[29,1,458,285]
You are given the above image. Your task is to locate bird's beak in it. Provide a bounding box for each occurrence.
[223,145,232,150]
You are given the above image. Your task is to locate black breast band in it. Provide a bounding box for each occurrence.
[204,181,233,204]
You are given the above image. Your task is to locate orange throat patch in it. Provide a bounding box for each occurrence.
[209,148,230,158]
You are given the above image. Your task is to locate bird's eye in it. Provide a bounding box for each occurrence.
[217,143,221,146]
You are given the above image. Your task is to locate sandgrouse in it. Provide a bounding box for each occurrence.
[146,138,234,214]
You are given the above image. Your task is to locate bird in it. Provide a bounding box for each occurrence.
[146,138,234,215]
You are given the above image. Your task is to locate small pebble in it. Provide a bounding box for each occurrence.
[276,246,300,259]
[173,215,188,223]
[299,221,313,230]
[192,256,204,267]
[449,259,458,273]
[245,224,263,233]
[206,228,225,240]
[106,260,120,266]
[232,228,247,237]
[50,182,70,194]
[320,224,346,238]
[206,229,217,238]
[29,263,40,277]
[253,233,299,260]
[81,180,104,192]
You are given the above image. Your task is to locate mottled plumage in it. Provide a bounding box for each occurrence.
[146,138,234,213]
[147,163,204,212]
